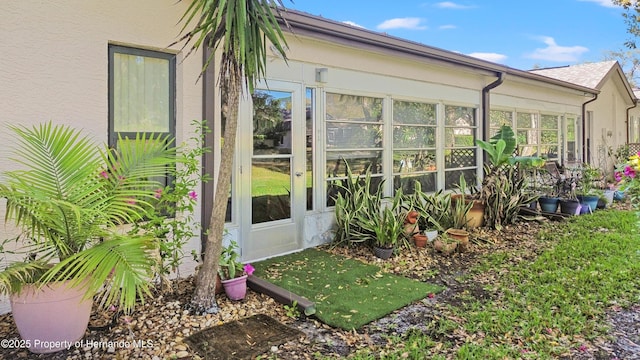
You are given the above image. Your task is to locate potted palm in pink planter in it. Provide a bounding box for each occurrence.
[0,123,176,353]
[218,241,252,300]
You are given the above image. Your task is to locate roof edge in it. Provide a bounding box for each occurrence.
[278,9,598,96]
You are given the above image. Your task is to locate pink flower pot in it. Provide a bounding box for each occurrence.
[10,280,92,353]
[221,274,248,300]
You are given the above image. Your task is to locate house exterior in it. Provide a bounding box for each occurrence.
[2,2,634,312]
[531,61,638,175]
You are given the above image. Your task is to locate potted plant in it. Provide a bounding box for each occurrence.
[432,232,458,255]
[401,183,447,243]
[451,174,483,229]
[218,240,253,300]
[575,164,602,213]
[0,122,176,353]
[558,177,582,216]
[537,185,560,213]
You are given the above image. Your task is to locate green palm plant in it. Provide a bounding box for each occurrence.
[0,122,176,313]
[175,0,291,312]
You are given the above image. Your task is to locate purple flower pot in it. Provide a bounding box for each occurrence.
[221,274,248,300]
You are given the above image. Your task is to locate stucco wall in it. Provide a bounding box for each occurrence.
[586,78,631,173]
[0,0,204,313]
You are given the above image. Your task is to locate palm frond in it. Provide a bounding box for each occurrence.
[0,260,49,296]
[39,235,159,314]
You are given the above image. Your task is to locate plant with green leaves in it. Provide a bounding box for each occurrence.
[576,163,603,196]
[354,187,406,249]
[333,163,384,246]
[284,300,301,319]
[476,125,539,230]
[0,122,176,313]
[401,183,450,232]
[130,120,211,288]
[218,240,245,280]
[176,0,292,312]
[450,175,474,230]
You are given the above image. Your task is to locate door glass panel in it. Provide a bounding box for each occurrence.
[306,88,314,211]
[252,89,293,224]
[253,90,292,155]
[251,157,291,224]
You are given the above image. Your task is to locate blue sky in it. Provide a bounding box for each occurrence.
[287,0,629,70]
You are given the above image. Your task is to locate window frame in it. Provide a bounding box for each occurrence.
[108,44,176,147]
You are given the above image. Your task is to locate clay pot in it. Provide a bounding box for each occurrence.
[433,238,457,255]
[413,234,428,248]
[405,211,419,224]
[445,228,470,252]
[404,222,419,237]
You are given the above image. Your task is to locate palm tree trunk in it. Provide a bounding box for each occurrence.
[191,79,240,313]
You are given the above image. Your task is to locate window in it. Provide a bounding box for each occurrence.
[306,88,315,211]
[108,45,176,187]
[392,100,437,194]
[516,112,559,161]
[444,105,477,189]
[489,109,513,136]
[566,116,578,162]
[325,93,383,206]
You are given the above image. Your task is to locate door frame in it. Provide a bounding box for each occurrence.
[237,80,306,261]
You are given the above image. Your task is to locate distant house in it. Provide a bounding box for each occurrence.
[530,61,638,172]
[1,1,636,312]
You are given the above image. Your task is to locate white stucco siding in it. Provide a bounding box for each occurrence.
[272,34,489,97]
[0,1,205,313]
[492,80,584,115]
[587,79,630,162]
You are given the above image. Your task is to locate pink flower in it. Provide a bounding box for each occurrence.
[624,165,636,178]
[578,344,588,352]
[126,198,136,205]
[100,171,109,179]
[428,293,435,299]
[188,191,198,200]
[615,171,622,182]
[154,188,163,199]
[243,263,255,276]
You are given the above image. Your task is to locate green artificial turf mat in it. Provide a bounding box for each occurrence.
[252,248,442,330]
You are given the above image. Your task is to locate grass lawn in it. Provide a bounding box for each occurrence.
[252,248,443,330]
[346,209,640,359]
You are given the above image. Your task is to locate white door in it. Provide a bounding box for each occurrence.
[239,81,305,261]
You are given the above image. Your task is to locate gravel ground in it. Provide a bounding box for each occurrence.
[0,209,638,359]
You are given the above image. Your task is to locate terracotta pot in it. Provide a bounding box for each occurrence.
[465,200,485,228]
[10,280,93,353]
[433,238,457,255]
[404,222,419,237]
[405,210,419,224]
[413,234,428,248]
[221,274,248,301]
[451,195,484,228]
[445,228,470,252]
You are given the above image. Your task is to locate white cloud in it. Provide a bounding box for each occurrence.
[526,36,589,62]
[343,21,365,28]
[467,52,508,63]
[377,18,427,30]
[439,24,457,30]
[578,0,616,8]
[434,2,474,9]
